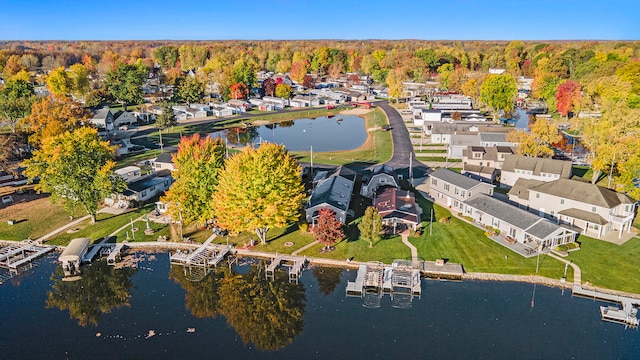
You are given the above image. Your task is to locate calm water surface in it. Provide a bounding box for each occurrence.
[0,253,638,360]
[209,115,367,152]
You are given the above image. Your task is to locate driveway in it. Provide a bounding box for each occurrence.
[376,101,431,179]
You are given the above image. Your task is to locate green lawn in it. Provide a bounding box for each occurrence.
[409,199,572,281]
[47,204,157,246]
[0,197,84,241]
[212,224,316,254]
[414,149,447,154]
[414,156,462,162]
[566,235,640,293]
[299,235,411,263]
[112,220,172,243]
[291,108,393,166]
[115,149,163,169]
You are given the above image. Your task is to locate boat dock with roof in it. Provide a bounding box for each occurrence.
[346,260,422,308]
[573,286,639,328]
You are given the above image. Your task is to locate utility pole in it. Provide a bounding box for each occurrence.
[430,208,433,236]
[159,128,164,154]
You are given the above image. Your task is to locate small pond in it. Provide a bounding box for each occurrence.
[209,115,367,152]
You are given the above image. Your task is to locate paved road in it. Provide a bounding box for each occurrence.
[376,101,430,179]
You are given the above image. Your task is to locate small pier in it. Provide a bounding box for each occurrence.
[265,254,308,283]
[420,259,464,280]
[169,236,232,269]
[107,243,125,266]
[573,286,640,328]
[0,241,55,271]
[82,237,111,263]
[346,260,422,308]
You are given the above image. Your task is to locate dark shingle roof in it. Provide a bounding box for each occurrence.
[127,173,171,193]
[155,152,175,164]
[464,194,541,230]
[307,175,354,211]
[430,168,486,190]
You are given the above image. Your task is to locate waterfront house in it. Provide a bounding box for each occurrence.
[463,194,576,248]
[507,178,636,239]
[461,146,515,183]
[500,155,573,188]
[306,166,356,224]
[374,187,422,233]
[360,164,400,198]
[122,170,173,203]
[428,168,494,212]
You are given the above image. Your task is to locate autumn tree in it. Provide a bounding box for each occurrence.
[313,208,345,250]
[155,102,177,129]
[437,63,454,90]
[174,76,205,105]
[386,68,405,100]
[480,73,517,121]
[47,67,73,97]
[290,59,310,83]
[0,79,35,133]
[229,82,248,100]
[211,143,305,245]
[24,127,126,223]
[555,79,581,118]
[275,83,293,99]
[68,63,90,100]
[153,45,179,69]
[162,134,226,225]
[261,78,276,97]
[302,75,314,89]
[507,118,561,158]
[504,40,526,75]
[358,206,383,248]
[104,61,147,110]
[22,96,90,145]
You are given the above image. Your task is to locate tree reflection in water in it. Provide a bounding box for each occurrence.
[312,266,343,296]
[46,261,136,327]
[170,261,306,351]
[224,127,259,147]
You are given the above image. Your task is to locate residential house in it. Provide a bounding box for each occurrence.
[360,164,399,198]
[374,188,423,233]
[428,168,495,212]
[262,96,289,109]
[114,166,144,183]
[461,146,515,183]
[500,155,573,188]
[463,194,576,248]
[153,152,176,172]
[113,111,138,128]
[508,178,636,239]
[479,132,516,147]
[447,133,481,159]
[123,170,173,203]
[305,166,356,224]
[211,104,234,117]
[90,107,114,130]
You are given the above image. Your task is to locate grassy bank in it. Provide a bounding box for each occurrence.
[291,108,392,166]
[0,197,83,241]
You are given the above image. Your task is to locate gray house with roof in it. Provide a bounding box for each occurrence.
[428,168,495,212]
[90,107,114,130]
[360,164,399,198]
[463,194,576,248]
[306,166,356,224]
[462,145,515,183]
[508,178,636,239]
[500,155,573,188]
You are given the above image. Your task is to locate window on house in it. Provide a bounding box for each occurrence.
[455,188,459,195]
[560,199,565,205]
[150,185,155,191]
[487,162,491,167]
[493,219,500,228]
[432,179,437,186]
[509,228,516,237]
[444,184,450,191]
[550,210,555,218]
[489,189,493,196]
[141,191,147,197]
[591,206,596,212]
[536,193,540,199]
[468,191,472,197]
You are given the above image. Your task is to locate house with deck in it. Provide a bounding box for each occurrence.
[463,194,576,249]
[374,188,422,233]
[508,178,636,239]
[305,167,356,224]
[500,155,573,188]
[428,168,495,212]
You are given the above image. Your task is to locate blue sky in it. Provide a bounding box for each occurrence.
[0,0,638,40]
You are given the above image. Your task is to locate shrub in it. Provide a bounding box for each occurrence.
[299,222,308,232]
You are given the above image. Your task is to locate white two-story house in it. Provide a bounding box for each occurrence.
[428,168,495,212]
[508,178,636,239]
[500,155,573,188]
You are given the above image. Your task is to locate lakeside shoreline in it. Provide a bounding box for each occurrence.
[9,239,638,300]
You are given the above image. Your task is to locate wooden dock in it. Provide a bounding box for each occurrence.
[107,243,125,266]
[0,241,55,271]
[265,254,308,283]
[420,260,464,280]
[573,285,640,327]
[82,237,110,263]
[347,260,422,308]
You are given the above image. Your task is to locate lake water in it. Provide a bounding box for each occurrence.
[1,253,638,359]
[210,115,367,152]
